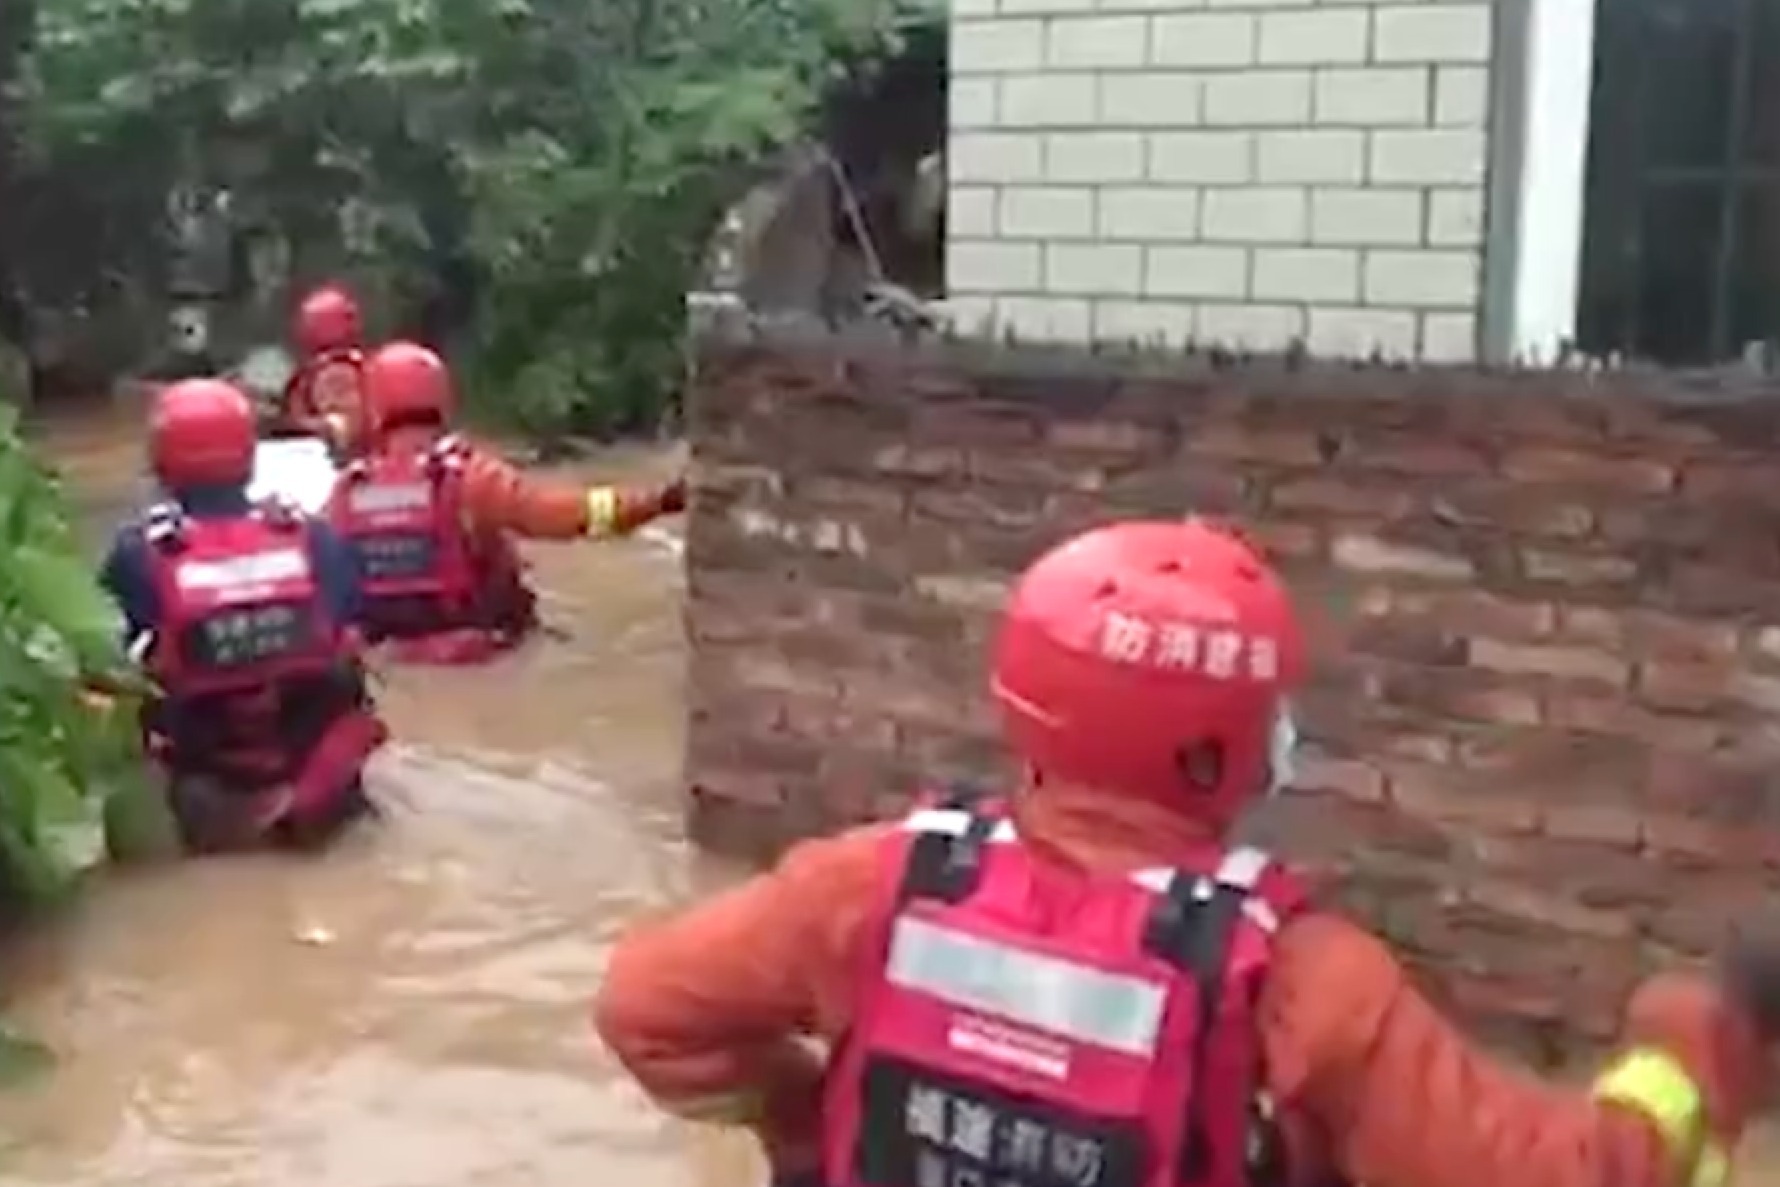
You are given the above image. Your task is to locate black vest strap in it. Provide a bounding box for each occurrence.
[896,786,998,906]
[1144,872,1252,1181]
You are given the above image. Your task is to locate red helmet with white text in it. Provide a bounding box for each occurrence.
[150,378,257,489]
[991,519,1305,826]
[295,285,362,354]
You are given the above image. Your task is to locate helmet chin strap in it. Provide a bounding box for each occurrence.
[1264,702,1299,800]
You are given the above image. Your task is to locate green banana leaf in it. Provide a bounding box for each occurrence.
[0,412,164,896]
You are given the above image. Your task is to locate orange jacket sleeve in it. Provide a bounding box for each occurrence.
[1263,912,1762,1187]
[457,445,684,541]
[595,826,890,1168]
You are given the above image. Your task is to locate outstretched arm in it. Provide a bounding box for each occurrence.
[459,448,685,540]
[1268,913,1765,1187]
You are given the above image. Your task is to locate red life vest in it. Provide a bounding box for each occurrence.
[823,797,1305,1187]
[144,500,342,697]
[329,435,478,613]
[287,346,366,422]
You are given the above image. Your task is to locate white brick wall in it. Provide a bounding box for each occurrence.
[944,0,1492,360]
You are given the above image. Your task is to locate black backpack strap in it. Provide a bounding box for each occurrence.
[1141,847,1272,1180]
[895,789,1002,906]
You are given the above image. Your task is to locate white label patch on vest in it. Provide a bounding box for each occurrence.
[349,482,433,514]
[885,916,1166,1058]
[948,1017,1072,1080]
[174,547,310,595]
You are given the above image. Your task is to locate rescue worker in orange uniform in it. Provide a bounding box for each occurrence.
[280,283,369,452]
[597,519,1779,1187]
[326,340,686,664]
[101,378,388,852]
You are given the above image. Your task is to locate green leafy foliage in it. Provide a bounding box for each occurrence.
[17,0,936,438]
[0,401,155,905]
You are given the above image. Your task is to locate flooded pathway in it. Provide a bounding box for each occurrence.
[0,405,760,1187]
[7,402,1780,1184]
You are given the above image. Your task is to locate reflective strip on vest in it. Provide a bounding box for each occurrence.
[348,481,432,513]
[885,914,1167,1058]
[173,548,309,592]
[901,806,1282,933]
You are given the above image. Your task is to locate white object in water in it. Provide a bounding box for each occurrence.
[637,524,685,558]
[247,437,339,515]
[294,923,336,946]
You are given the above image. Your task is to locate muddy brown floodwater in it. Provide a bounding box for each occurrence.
[0,402,763,1187]
[6,402,1780,1186]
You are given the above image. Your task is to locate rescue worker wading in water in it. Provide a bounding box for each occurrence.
[280,283,369,454]
[598,518,1780,1187]
[326,340,686,664]
[101,379,389,853]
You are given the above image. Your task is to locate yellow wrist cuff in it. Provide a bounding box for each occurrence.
[585,487,618,537]
[1593,1048,1729,1187]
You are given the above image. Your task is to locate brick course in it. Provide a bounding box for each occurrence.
[946,0,1495,360]
[684,322,1780,1045]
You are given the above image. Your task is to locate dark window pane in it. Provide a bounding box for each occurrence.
[1584,3,1641,191]
[1578,182,1726,363]
[1575,173,1640,353]
[1741,1,1780,164]
[1577,0,1780,362]
[1613,0,1740,170]
[1636,184,1727,362]
[1726,186,1780,349]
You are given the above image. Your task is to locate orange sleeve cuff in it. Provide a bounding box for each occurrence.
[584,487,621,536]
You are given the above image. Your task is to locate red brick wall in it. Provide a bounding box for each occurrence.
[684,325,1780,1046]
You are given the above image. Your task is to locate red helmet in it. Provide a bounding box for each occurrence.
[149,378,257,488]
[363,340,452,432]
[991,519,1305,825]
[295,285,362,354]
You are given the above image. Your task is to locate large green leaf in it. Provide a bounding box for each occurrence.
[5,546,124,673]
[0,407,151,924]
